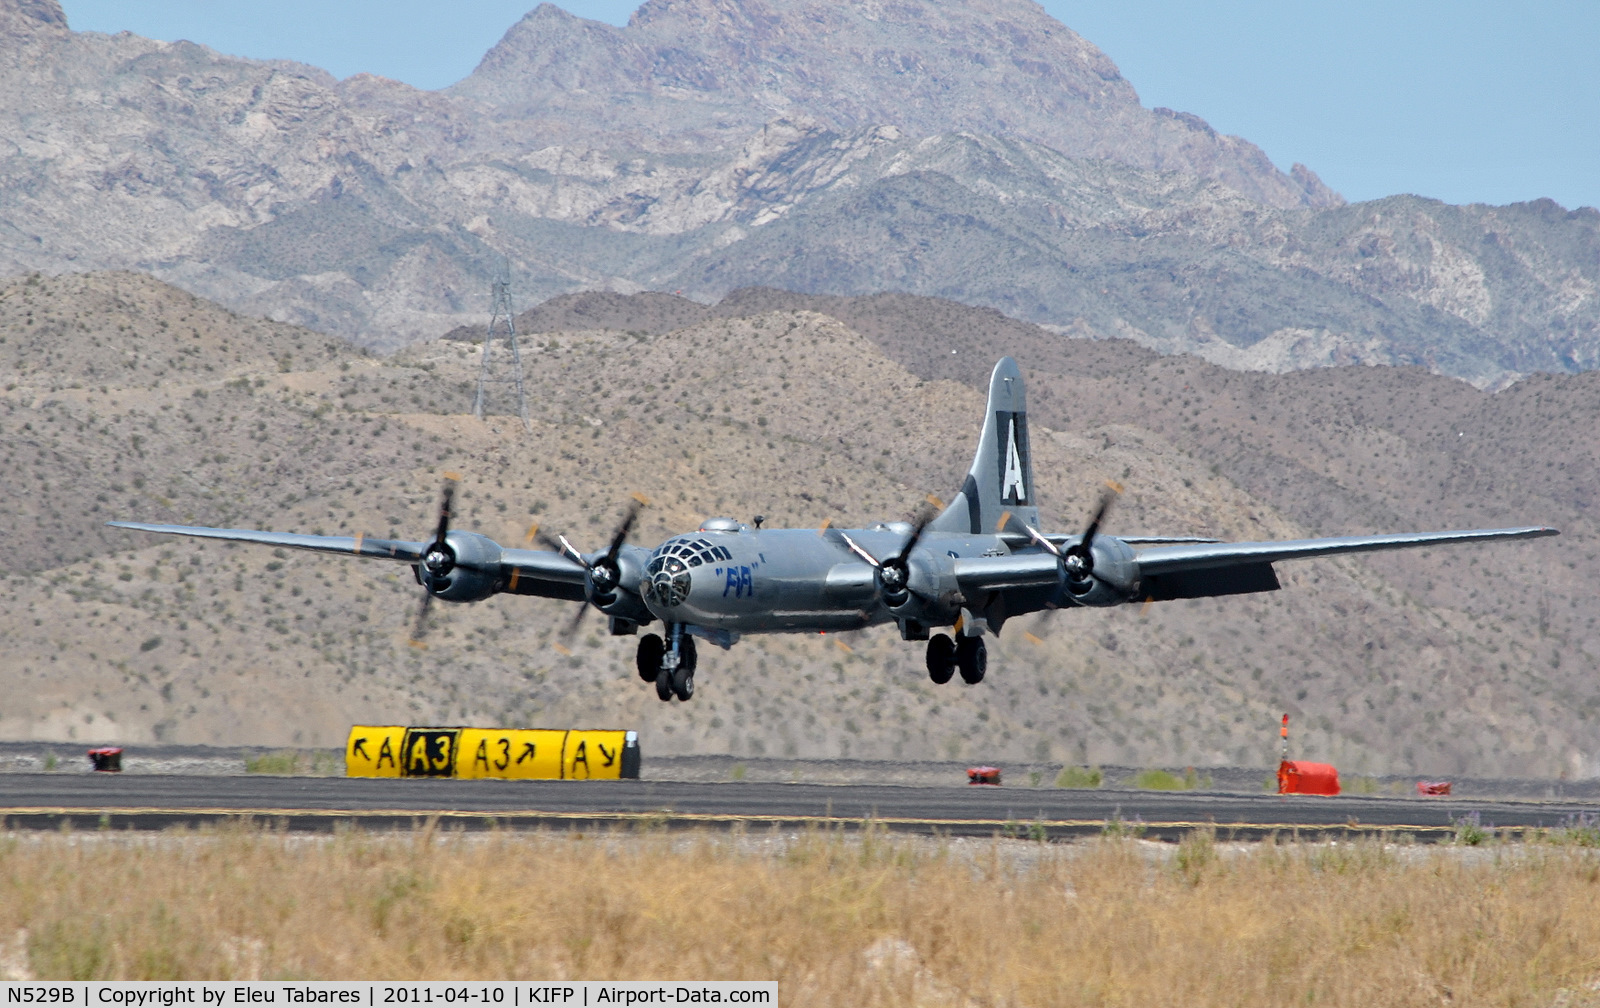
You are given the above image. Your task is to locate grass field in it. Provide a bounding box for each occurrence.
[2,823,1599,1005]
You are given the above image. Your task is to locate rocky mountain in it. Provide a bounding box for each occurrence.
[2,272,1594,779]
[448,0,1335,209]
[0,0,1597,385]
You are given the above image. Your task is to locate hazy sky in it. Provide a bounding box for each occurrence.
[61,0,1600,211]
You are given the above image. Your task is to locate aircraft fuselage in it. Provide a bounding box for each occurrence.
[638,523,1018,634]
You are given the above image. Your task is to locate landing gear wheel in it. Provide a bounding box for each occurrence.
[926,633,956,684]
[956,634,987,684]
[672,666,695,701]
[672,635,696,700]
[636,634,664,683]
[655,668,674,702]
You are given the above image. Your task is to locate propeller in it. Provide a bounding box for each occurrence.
[1020,482,1120,591]
[1009,482,1123,644]
[836,496,942,607]
[1064,483,1118,586]
[407,473,462,648]
[535,493,649,652]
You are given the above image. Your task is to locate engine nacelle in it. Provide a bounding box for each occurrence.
[421,530,503,602]
[889,550,963,623]
[1060,535,1140,608]
[588,547,652,624]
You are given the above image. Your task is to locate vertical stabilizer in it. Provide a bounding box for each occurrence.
[929,358,1039,535]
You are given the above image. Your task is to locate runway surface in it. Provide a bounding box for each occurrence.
[3,773,1596,840]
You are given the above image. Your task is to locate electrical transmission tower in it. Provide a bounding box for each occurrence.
[472,265,530,430]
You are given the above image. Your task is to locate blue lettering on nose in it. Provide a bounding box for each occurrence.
[723,565,755,598]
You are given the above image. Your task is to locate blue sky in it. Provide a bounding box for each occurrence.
[61,0,1600,211]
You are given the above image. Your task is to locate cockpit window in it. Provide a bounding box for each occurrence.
[653,537,724,566]
[643,552,692,607]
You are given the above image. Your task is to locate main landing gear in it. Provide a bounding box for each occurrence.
[637,627,696,702]
[925,632,985,685]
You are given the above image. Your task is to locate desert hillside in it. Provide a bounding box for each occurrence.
[1,271,1593,778]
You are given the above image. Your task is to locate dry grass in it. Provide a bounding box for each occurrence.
[2,825,1599,1005]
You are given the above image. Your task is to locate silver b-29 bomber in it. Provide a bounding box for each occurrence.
[113,359,1557,702]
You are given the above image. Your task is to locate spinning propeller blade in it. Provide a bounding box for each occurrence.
[1062,483,1121,585]
[407,593,433,649]
[536,494,651,652]
[1019,481,1124,642]
[406,473,461,647]
[430,477,458,550]
[838,499,939,604]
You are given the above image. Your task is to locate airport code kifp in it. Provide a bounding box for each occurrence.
[345,727,640,779]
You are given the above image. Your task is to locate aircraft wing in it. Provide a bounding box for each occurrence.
[952,553,1064,593]
[495,547,590,600]
[1133,525,1558,601]
[1133,526,1559,575]
[108,521,428,562]
[106,522,589,601]
[948,526,1558,606]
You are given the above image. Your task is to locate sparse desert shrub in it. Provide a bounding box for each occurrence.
[1133,768,1192,791]
[1453,811,1493,846]
[1552,814,1600,847]
[243,750,300,775]
[1055,765,1103,788]
[1102,812,1147,838]
[1174,826,1219,886]
[243,749,339,775]
[1348,775,1380,795]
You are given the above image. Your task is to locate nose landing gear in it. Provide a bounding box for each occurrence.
[638,627,696,701]
[636,633,664,682]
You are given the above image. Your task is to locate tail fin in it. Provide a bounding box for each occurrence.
[929,357,1039,536]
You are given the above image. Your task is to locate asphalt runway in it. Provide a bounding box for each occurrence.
[2,773,1596,841]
